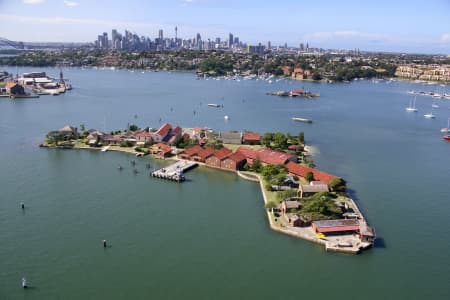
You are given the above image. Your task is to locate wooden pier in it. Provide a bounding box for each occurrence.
[151,161,198,182]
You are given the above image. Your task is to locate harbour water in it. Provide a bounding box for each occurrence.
[1,67,449,299]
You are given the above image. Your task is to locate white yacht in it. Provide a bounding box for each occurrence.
[406,96,418,112]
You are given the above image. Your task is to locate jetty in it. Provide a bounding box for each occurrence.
[151,160,198,182]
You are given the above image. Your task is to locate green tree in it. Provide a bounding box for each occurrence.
[273,132,288,149]
[80,124,85,132]
[251,157,262,173]
[261,133,273,148]
[298,131,305,145]
[306,171,315,182]
[129,124,139,131]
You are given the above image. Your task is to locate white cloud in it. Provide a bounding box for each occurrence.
[23,0,45,4]
[63,1,79,7]
[440,33,450,43]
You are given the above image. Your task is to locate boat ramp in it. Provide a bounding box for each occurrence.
[151,160,198,182]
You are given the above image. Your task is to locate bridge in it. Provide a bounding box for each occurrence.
[0,37,24,49]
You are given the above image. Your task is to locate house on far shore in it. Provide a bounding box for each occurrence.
[219,131,242,144]
[103,135,123,145]
[298,181,329,198]
[153,123,172,143]
[59,125,78,140]
[135,132,153,145]
[243,131,261,145]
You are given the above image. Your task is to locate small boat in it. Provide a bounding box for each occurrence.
[292,117,313,123]
[440,118,450,133]
[224,115,230,120]
[432,103,439,109]
[101,145,110,152]
[443,135,450,141]
[22,278,27,289]
[207,103,221,107]
[406,95,418,112]
[424,106,436,119]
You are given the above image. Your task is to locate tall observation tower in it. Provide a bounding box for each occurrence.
[175,26,178,40]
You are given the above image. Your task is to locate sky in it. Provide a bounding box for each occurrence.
[0,0,449,54]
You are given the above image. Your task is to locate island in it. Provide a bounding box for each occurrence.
[41,123,376,254]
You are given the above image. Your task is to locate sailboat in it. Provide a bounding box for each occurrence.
[406,96,418,112]
[440,118,450,133]
[424,106,436,119]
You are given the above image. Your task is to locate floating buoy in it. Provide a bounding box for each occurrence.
[102,240,107,248]
[21,202,25,210]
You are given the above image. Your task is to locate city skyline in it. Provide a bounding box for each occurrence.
[0,0,449,54]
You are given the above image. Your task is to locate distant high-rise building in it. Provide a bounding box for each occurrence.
[266,41,271,49]
[300,43,304,51]
[228,33,233,48]
[158,29,164,40]
[234,37,239,46]
[306,42,309,50]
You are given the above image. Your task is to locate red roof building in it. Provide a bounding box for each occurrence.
[311,219,360,234]
[221,151,246,171]
[243,132,261,145]
[236,147,296,166]
[205,147,232,169]
[150,143,172,158]
[191,147,215,162]
[153,123,172,142]
[286,161,337,185]
[135,132,153,143]
[178,145,203,160]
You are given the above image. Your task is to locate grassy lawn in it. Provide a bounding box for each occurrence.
[223,143,264,151]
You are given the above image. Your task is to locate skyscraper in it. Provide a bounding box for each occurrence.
[228,33,233,48]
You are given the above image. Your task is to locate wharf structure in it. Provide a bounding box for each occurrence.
[151,161,198,182]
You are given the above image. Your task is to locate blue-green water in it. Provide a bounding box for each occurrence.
[1,67,449,299]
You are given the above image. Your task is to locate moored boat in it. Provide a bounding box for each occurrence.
[207,103,221,107]
[443,135,450,141]
[292,117,313,123]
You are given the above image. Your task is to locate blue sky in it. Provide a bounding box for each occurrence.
[0,0,449,53]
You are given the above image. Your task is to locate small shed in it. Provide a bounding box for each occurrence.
[219,131,242,144]
[280,200,300,214]
[298,183,329,198]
